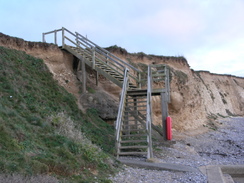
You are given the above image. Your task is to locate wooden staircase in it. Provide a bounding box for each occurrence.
[117,90,149,157]
[43,28,170,160]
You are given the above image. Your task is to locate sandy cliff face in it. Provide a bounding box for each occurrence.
[107,47,244,131]
[1,33,243,131]
[0,33,79,97]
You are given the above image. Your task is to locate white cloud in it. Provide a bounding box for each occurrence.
[1,0,244,76]
[187,38,244,76]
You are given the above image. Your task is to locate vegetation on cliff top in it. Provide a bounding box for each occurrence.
[0,46,116,182]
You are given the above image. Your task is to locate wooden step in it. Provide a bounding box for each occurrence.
[122,133,147,137]
[127,89,147,95]
[106,70,117,74]
[121,140,147,143]
[110,74,122,78]
[113,74,123,77]
[119,145,148,149]
[122,116,146,120]
[121,129,146,133]
[117,152,147,156]
[122,123,144,128]
[122,117,146,121]
[129,85,137,89]
[152,78,164,82]
[126,96,146,99]
[126,100,147,104]
[99,66,107,69]
[125,104,147,107]
[124,109,146,113]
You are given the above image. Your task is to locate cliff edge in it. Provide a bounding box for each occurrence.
[1,33,243,131]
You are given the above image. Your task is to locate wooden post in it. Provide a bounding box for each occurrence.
[106,53,109,64]
[96,71,99,86]
[161,92,168,140]
[76,32,79,45]
[92,47,95,69]
[77,59,81,72]
[133,97,138,129]
[81,58,86,94]
[137,72,141,89]
[42,33,45,42]
[54,30,57,45]
[62,27,65,48]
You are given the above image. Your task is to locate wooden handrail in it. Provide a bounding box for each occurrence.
[115,68,129,145]
[42,27,142,87]
[146,65,153,159]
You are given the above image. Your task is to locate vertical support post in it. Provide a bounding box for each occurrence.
[106,53,109,64]
[161,92,168,141]
[137,72,141,89]
[96,71,99,86]
[124,97,129,135]
[77,59,81,71]
[147,65,153,159]
[54,30,57,45]
[42,33,45,42]
[76,32,79,46]
[62,28,64,47]
[92,47,95,69]
[166,67,170,102]
[133,97,138,129]
[81,58,86,94]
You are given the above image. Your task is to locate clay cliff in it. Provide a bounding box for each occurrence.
[106,46,244,130]
[1,33,243,131]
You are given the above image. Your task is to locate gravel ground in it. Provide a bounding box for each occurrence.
[110,117,244,183]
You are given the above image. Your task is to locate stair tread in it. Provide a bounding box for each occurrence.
[125,102,147,108]
[121,129,146,132]
[122,134,147,137]
[122,119,146,122]
[124,108,146,111]
[119,145,148,149]
[126,101,147,104]
[126,96,147,99]
[117,152,147,155]
[121,140,147,143]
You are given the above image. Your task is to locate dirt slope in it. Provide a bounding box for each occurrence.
[1,33,243,131]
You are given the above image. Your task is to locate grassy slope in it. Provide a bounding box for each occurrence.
[0,46,116,182]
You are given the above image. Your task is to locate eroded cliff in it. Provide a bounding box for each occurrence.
[106,46,244,131]
[1,33,243,131]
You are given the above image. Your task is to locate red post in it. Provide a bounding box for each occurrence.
[166,116,172,140]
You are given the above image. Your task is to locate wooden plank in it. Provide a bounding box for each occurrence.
[117,152,147,155]
[120,146,148,149]
[96,71,98,86]
[161,92,168,140]
[82,58,86,94]
[121,140,147,143]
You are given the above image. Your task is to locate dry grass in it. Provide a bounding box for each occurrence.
[47,112,100,148]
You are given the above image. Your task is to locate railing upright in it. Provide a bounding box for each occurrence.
[42,33,45,43]
[62,27,65,47]
[146,65,153,159]
[115,68,129,157]
[54,30,57,45]
[92,47,96,69]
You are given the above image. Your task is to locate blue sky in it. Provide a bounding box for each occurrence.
[1,0,244,77]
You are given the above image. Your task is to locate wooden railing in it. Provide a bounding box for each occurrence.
[115,68,129,157]
[43,27,142,88]
[146,65,153,159]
